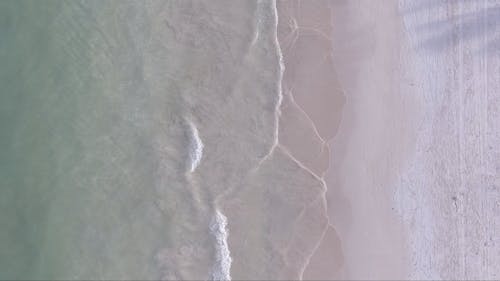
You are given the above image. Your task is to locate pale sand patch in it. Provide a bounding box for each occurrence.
[325,0,421,279]
[398,2,500,279]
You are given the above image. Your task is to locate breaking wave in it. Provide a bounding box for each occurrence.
[210,210,232,281]
[188,121,204,173]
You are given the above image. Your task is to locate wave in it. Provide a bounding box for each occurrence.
[188,121,204,172]
[210,210,232,281]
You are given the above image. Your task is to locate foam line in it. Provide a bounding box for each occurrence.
[210,210,232,281]
[188,121,204,173]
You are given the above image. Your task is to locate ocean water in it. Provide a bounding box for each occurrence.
[0,1,327,279]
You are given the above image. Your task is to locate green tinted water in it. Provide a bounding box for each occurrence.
[0,0,303,279]
[0,1,171,279]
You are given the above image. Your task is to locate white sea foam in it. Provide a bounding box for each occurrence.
[273,0,284,147]
[255,0,284,167]
[210,210,232,281]
[188,121,204,172]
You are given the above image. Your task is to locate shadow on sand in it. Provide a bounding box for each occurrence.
[402,1,500,54]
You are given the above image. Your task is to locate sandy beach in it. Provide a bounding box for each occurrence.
[1,1,499,279]
[277,0,500,280]
[276,0,417,279]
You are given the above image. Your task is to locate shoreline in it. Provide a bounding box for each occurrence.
[276,0,421,279]
[276,0,345,279]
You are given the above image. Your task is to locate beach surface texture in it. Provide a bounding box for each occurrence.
[0,0,499,280]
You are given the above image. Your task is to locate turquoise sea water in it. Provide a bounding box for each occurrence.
[0,2,171,278]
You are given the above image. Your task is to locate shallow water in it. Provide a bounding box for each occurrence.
[0,1,328,279]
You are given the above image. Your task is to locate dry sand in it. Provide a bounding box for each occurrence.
[397,1,500,279]
[325,1,421,279]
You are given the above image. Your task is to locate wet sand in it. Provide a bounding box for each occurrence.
[277,0,346,279]
[277,0,419,279]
